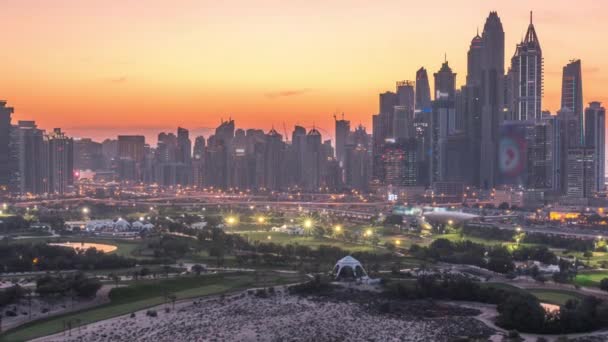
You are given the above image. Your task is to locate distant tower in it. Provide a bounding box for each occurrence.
[396,81,415,111]
[479,11,505,189]
[0,101,14,190]
[415,68,431,112]
[508,11,543,121]
[433,59,456,100]
[334,115,350,166]
[585,102,606,191]
[561,59,584,145]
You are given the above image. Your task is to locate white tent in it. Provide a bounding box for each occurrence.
[333,256,367,279]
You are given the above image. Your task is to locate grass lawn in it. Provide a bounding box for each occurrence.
[0,271,305,342]
[528,289,585,305]
[574,270,608,287]
[234,231,380,252]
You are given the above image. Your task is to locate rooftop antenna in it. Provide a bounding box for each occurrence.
[444,53,447,63]
[530,10,533,25]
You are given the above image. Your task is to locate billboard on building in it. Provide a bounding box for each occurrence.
[498,122,529,186]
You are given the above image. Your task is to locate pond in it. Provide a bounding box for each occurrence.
[49,242,118,253]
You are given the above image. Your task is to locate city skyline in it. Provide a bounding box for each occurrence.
[1,0,607,143]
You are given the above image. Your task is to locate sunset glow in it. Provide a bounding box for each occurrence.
[1,0,606,142]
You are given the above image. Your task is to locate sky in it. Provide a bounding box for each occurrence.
[1,0,606,145]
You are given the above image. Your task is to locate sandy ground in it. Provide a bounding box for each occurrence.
[35,289,494,342]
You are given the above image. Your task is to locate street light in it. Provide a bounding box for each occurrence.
[334,225,342,232]
[226,216,236,225]
[82,207,89,215]
[395,239,401,246]
[304,219,313,229]
[257,216,266,224]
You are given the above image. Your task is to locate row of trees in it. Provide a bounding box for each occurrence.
[0,243,135,273]
[386,274,608,334]
[463,224,594,251]
[410,239,561,274]
[36,272,102,298]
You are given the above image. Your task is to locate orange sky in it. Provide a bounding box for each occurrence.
[1,0,606,144]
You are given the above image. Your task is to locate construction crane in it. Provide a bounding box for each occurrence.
[283,122,289,143]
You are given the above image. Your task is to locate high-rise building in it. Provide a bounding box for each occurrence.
[393,106,414,140]
[565,147,595,198]
[46,128,74,194]
[344,142,370,191]
[507,12,543,121]
[561,60,584,145]
[10,121,46,195]
[433,60,456,100]
[177,127,192,164]
[380,139,418,187]
[117,135,145,163]
[74,138,103,171]
[264,128,285,190]
[396,81,415,111]
[585,102,606,191]
[415,67,432,112]
[430,92,456,184]
[0,101,14,192]
[479,11,505,189]
[303,128,322,191]
[334,115,350,166]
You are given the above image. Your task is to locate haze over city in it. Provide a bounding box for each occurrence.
[3,2,608,342]
[1,0,607,142]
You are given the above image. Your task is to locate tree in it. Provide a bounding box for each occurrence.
[487,246,515,273]
[600,278,608,292]
[191,264,205,276]
[497,294,545,333]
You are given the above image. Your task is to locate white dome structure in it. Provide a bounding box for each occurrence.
[333,256,367,279]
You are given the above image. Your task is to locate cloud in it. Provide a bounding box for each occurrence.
[109,76,127,84]
[265,88,312,99]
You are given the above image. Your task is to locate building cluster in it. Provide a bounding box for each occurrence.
[0,11,604,206]
[369,12,605,205]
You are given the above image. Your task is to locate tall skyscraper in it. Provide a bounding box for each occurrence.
[46,128,74,194]
[380,139,418,187]
[334,115,350,166]
[11,121,46,194]
[585,102,606,191]
[0,101,14,192]
[177,127,192,164]
[561,59,584,145]
[263,128,285,190]
[396,81,415,111]
[303,128,322,191]
[415,67,432,112]
[433,60,456,100]
[479,11,505,189]
[507,12,543,121]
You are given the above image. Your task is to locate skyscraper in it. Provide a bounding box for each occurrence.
[479,11,505,189]
[334,115,350,166]
[396,81,415,111]
[507,12,543,121]
[303,128,322,191]
[585,102,606,191]
[415,67,431,112]
[11,121,46,194]
[462,31,484,187]
[177,127,192,165]
[561,59,584,145]
[0,101,14,192]
[46,128,74,194]
[433,60,456,100]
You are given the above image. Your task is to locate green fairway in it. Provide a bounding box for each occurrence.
[235,231,380,252]
[528,289,584,305]
[574,270,608,287]
[0,271,305,342]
